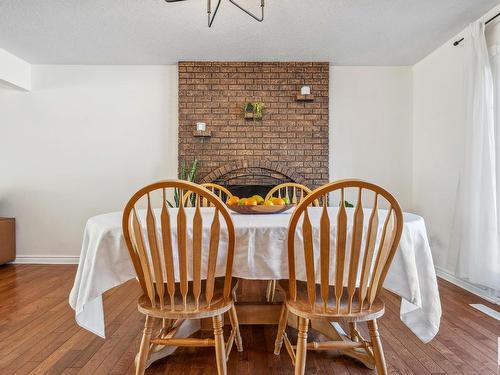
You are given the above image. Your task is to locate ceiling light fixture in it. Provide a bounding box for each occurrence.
[165,0,265,28]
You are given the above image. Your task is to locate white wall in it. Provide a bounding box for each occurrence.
[331,66,413,210]
[0,48,31,90]
[0,65,178,259]
[412,41,467,271]
[0,64,413,259]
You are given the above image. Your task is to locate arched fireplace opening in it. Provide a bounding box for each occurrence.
[200,160,307,198]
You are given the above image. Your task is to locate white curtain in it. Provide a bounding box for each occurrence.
[453,21,500,292]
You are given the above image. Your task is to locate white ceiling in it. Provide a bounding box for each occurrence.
[0,0,499,65]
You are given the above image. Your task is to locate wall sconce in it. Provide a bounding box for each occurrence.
[297,86,314,102]
[193,122,211,137]
[300,86,311,95]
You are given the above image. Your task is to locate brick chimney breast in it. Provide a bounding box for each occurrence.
[178,61,329,191]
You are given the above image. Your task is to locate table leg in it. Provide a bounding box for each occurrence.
[139,319,201,370]
[310,319,375,369]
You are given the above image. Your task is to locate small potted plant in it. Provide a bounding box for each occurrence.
[168,159,198,207]
[243,102,263,120]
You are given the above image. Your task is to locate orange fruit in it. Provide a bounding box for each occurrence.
[264,200,274,206]
[226,196,239,205]
[272,198,285,206]
[245,198,258,206]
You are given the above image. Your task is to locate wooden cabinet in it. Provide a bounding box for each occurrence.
[0,218,15,264]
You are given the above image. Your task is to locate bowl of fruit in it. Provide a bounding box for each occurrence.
[225,195,295,214]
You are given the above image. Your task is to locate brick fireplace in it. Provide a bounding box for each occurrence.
[178,61,329,195]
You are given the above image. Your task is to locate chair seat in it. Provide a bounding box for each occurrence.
[279,280,385,322]
[138,278,238,319]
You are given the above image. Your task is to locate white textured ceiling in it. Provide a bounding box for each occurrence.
[0,0,499,65]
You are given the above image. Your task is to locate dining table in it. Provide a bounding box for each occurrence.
[69,206,441,369]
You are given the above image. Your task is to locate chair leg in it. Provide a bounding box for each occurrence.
[368,319,387,375]
[228,305,243,352]
[213,315,227,375]
[274,304,288,355]
[295,316,309,375]
[266,280,273,301]
[136,315,154,375]
[269,280,277,302]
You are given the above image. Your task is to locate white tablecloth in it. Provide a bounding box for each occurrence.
[69,208,441,343]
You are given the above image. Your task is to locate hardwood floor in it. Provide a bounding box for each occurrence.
[0,264,498,374]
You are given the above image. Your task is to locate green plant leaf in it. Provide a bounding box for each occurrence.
[180,160,186,180]
[188,159,198,182]
[173,187,180,207]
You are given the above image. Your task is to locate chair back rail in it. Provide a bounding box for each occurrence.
[122,180,235,313]
[184,183,233,207]
[287,179,403,313]
[265,183,318,206]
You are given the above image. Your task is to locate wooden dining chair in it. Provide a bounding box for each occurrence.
[273,179,403,375]
[184,183,233,207]
[265,182,316,206]
[122,180,242,375]
[265,182,317,302]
